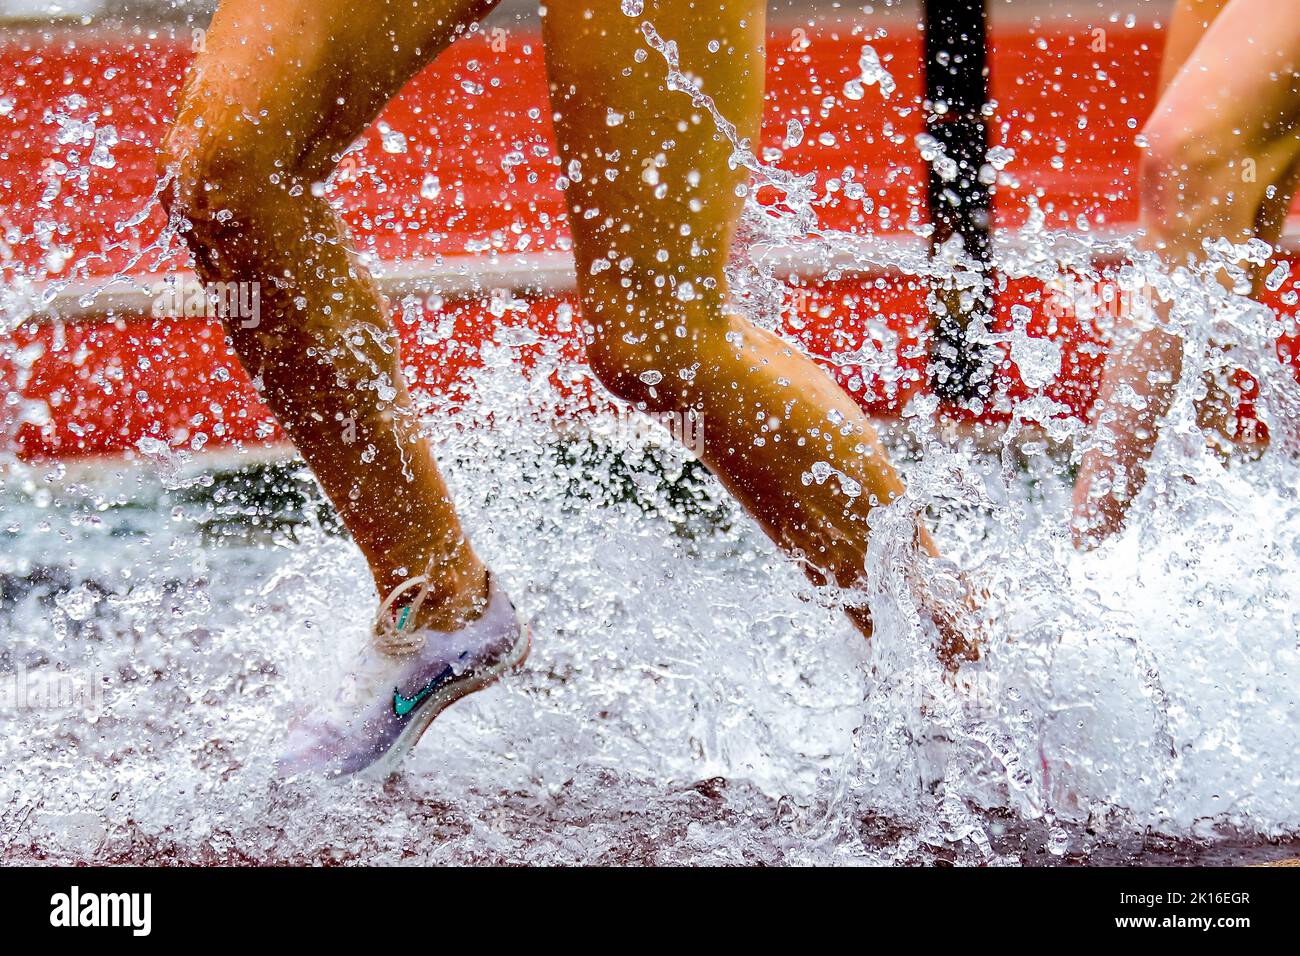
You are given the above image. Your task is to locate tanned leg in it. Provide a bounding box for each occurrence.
[160,0,501,628]
[1071,0,1300,547]
[543,1,972,660]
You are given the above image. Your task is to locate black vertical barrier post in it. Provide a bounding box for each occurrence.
[923,0,994,403]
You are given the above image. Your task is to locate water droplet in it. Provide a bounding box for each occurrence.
[378,123,407,154]
[986,145,1015,170]
[843,44,896,101]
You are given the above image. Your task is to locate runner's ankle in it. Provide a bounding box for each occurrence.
[377,548,491,634]
[402,563,490,632]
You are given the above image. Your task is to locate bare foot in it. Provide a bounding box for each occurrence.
[1196,364,1269,461]
[843,561,983,673]
[1073,363,1268,550]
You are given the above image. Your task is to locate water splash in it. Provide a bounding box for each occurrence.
[2,16,1299,865]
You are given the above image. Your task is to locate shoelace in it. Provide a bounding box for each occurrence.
[373,545,474,656]
[373,574,436,656]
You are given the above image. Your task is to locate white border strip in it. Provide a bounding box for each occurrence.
[17,221,1300,324]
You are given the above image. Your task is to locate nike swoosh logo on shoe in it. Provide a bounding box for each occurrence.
[392,664,455,717]
[391,649,474,717]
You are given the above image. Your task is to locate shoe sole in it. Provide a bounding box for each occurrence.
[361,618,532,780]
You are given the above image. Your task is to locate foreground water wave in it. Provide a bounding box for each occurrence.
[1,325,1298,864]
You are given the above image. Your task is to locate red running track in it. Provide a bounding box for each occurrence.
[1,21,1298,460]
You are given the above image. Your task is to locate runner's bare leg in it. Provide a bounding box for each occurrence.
[544,1,971,658]
[1071,0,1300,546]
[161,0,502,628]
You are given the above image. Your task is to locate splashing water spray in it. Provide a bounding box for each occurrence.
[1,2,1298,865]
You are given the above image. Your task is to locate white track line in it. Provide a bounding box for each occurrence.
[18,220,1300,324]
